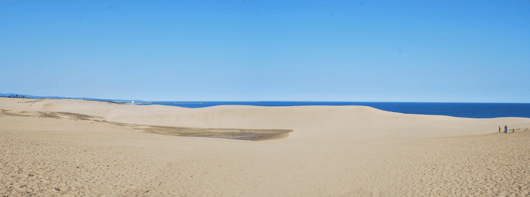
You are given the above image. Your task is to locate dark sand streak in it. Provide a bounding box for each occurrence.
[0,109,292,141]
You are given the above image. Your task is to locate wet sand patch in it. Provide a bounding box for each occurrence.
[0,109,106,121]
[0,109,292,141]
[107,122,292,141]
[138,125,291,141]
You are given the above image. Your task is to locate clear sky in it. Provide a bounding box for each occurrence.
[1,0,529,102]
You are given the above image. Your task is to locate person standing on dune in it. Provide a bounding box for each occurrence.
[505,125,508,133]
[499,126,501,134]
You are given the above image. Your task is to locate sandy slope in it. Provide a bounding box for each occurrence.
[2,98,529,140]
[1,97,530,196]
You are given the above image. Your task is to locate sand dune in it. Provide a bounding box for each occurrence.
[2,98,529,140]
[2,97,530,196]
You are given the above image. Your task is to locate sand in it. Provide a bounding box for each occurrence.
[1,97,530,196]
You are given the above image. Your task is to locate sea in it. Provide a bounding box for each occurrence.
[1,94,530,119]
[146,101,530,119]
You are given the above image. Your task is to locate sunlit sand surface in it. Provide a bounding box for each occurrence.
[0,109,292,141]
[2,98,530,196]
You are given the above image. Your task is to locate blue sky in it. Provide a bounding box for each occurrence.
[1,0,529,102]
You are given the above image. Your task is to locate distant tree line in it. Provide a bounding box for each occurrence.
[0,94,28,98]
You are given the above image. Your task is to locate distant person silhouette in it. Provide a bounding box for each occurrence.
[504,125,508,133]
[499,126,501,134]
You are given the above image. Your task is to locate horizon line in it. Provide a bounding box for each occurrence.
[1,93,529,104]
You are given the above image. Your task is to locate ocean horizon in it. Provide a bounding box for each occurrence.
[2,93,530,119]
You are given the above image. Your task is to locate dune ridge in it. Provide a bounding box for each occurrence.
[2,97,529,140]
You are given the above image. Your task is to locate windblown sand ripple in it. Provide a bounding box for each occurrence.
[1,98,530,196]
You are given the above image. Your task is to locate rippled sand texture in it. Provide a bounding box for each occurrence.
[1,97,530,196]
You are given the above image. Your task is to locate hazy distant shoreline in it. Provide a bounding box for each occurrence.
[2,93,530,118]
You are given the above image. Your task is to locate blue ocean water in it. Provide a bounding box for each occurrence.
[1,94,529,119]
[148,101,530,119]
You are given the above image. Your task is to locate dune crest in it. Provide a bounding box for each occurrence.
[2,97,529,141]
